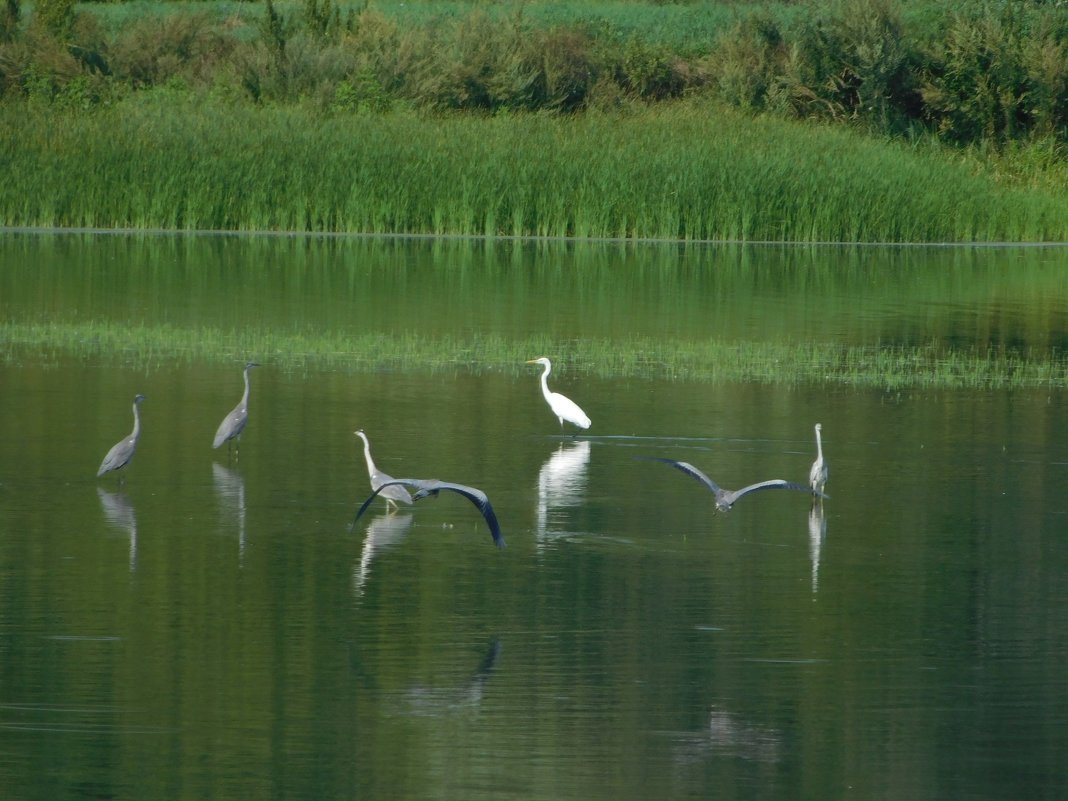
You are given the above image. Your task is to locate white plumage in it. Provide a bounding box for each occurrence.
[526,357,591,431]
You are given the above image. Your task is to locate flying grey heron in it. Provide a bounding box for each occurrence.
[213,362,259,456]
[809,423,828,495]
[97,394,146,479]
[526,357,591,431]
[354,430,413,510]
[643,457,826,511]
[354,478,505,548]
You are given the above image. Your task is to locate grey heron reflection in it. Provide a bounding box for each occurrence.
[97,487,137,572]
[808,502,827,593]
[536,439,591,539]
[212,462,247,563]
[675,705,783,765]
[402,638,502,716]
[353,512,413,597]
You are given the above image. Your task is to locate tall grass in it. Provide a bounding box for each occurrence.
[3,319,1065,390]
[4,99,1068,242]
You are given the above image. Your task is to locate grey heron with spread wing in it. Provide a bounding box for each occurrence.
[643,457,826,511]
[355,430,413,510]
[354,478,504,547]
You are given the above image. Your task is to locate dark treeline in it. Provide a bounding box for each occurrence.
[2,0,1068,149]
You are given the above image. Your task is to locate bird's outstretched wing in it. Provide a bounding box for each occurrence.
[354,479,505,548]
[728,479,818,504]
[431,482,504,548]
[641,457,722,495]
[353,479,420,527]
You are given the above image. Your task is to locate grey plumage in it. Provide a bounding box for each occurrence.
[97,394,146,478]
[809,423,828,495]
[355,430,413,509]
[354,478,505,548]
[644,457,826,511]
[213,362,259,452]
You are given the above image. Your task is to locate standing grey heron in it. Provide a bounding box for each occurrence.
[643,457,825,511]
[213,362,259,457]
[526,357,591,432]
[354,478,505,548]
[355,430,413,510]
[97,394,146,479]
[809,423,828,495]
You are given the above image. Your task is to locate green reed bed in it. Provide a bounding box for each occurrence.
[4,100,1068,242]
[3,320,1065,390]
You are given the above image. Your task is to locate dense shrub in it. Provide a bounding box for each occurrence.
[1,0,1068,153]
[921,5,1068,144]
[109,14,232,89]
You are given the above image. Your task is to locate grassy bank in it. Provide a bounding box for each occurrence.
[4,99,1068,242]
[3,319,1065,390]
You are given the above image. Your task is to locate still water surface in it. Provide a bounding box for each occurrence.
[2,234,1068,800]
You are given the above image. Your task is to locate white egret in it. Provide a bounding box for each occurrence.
[526,357,591,431]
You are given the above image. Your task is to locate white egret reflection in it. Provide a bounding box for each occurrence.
[536,439,591,541]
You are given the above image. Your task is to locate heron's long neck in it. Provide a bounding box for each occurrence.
[241,368,252,408]
[539,363,553,401]
[358,435,376,475]
[815,428,823,460]
[130,402,142,441]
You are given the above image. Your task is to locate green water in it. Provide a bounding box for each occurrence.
[4,233,1068,387]
[2,233,1068,800]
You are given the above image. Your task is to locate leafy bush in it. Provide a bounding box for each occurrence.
[33,0,74,40]
[109,14,232,89]
[922,6,1068,144]
[610,36,685,100]
[1,0,20,44]
[707,12,785,111]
